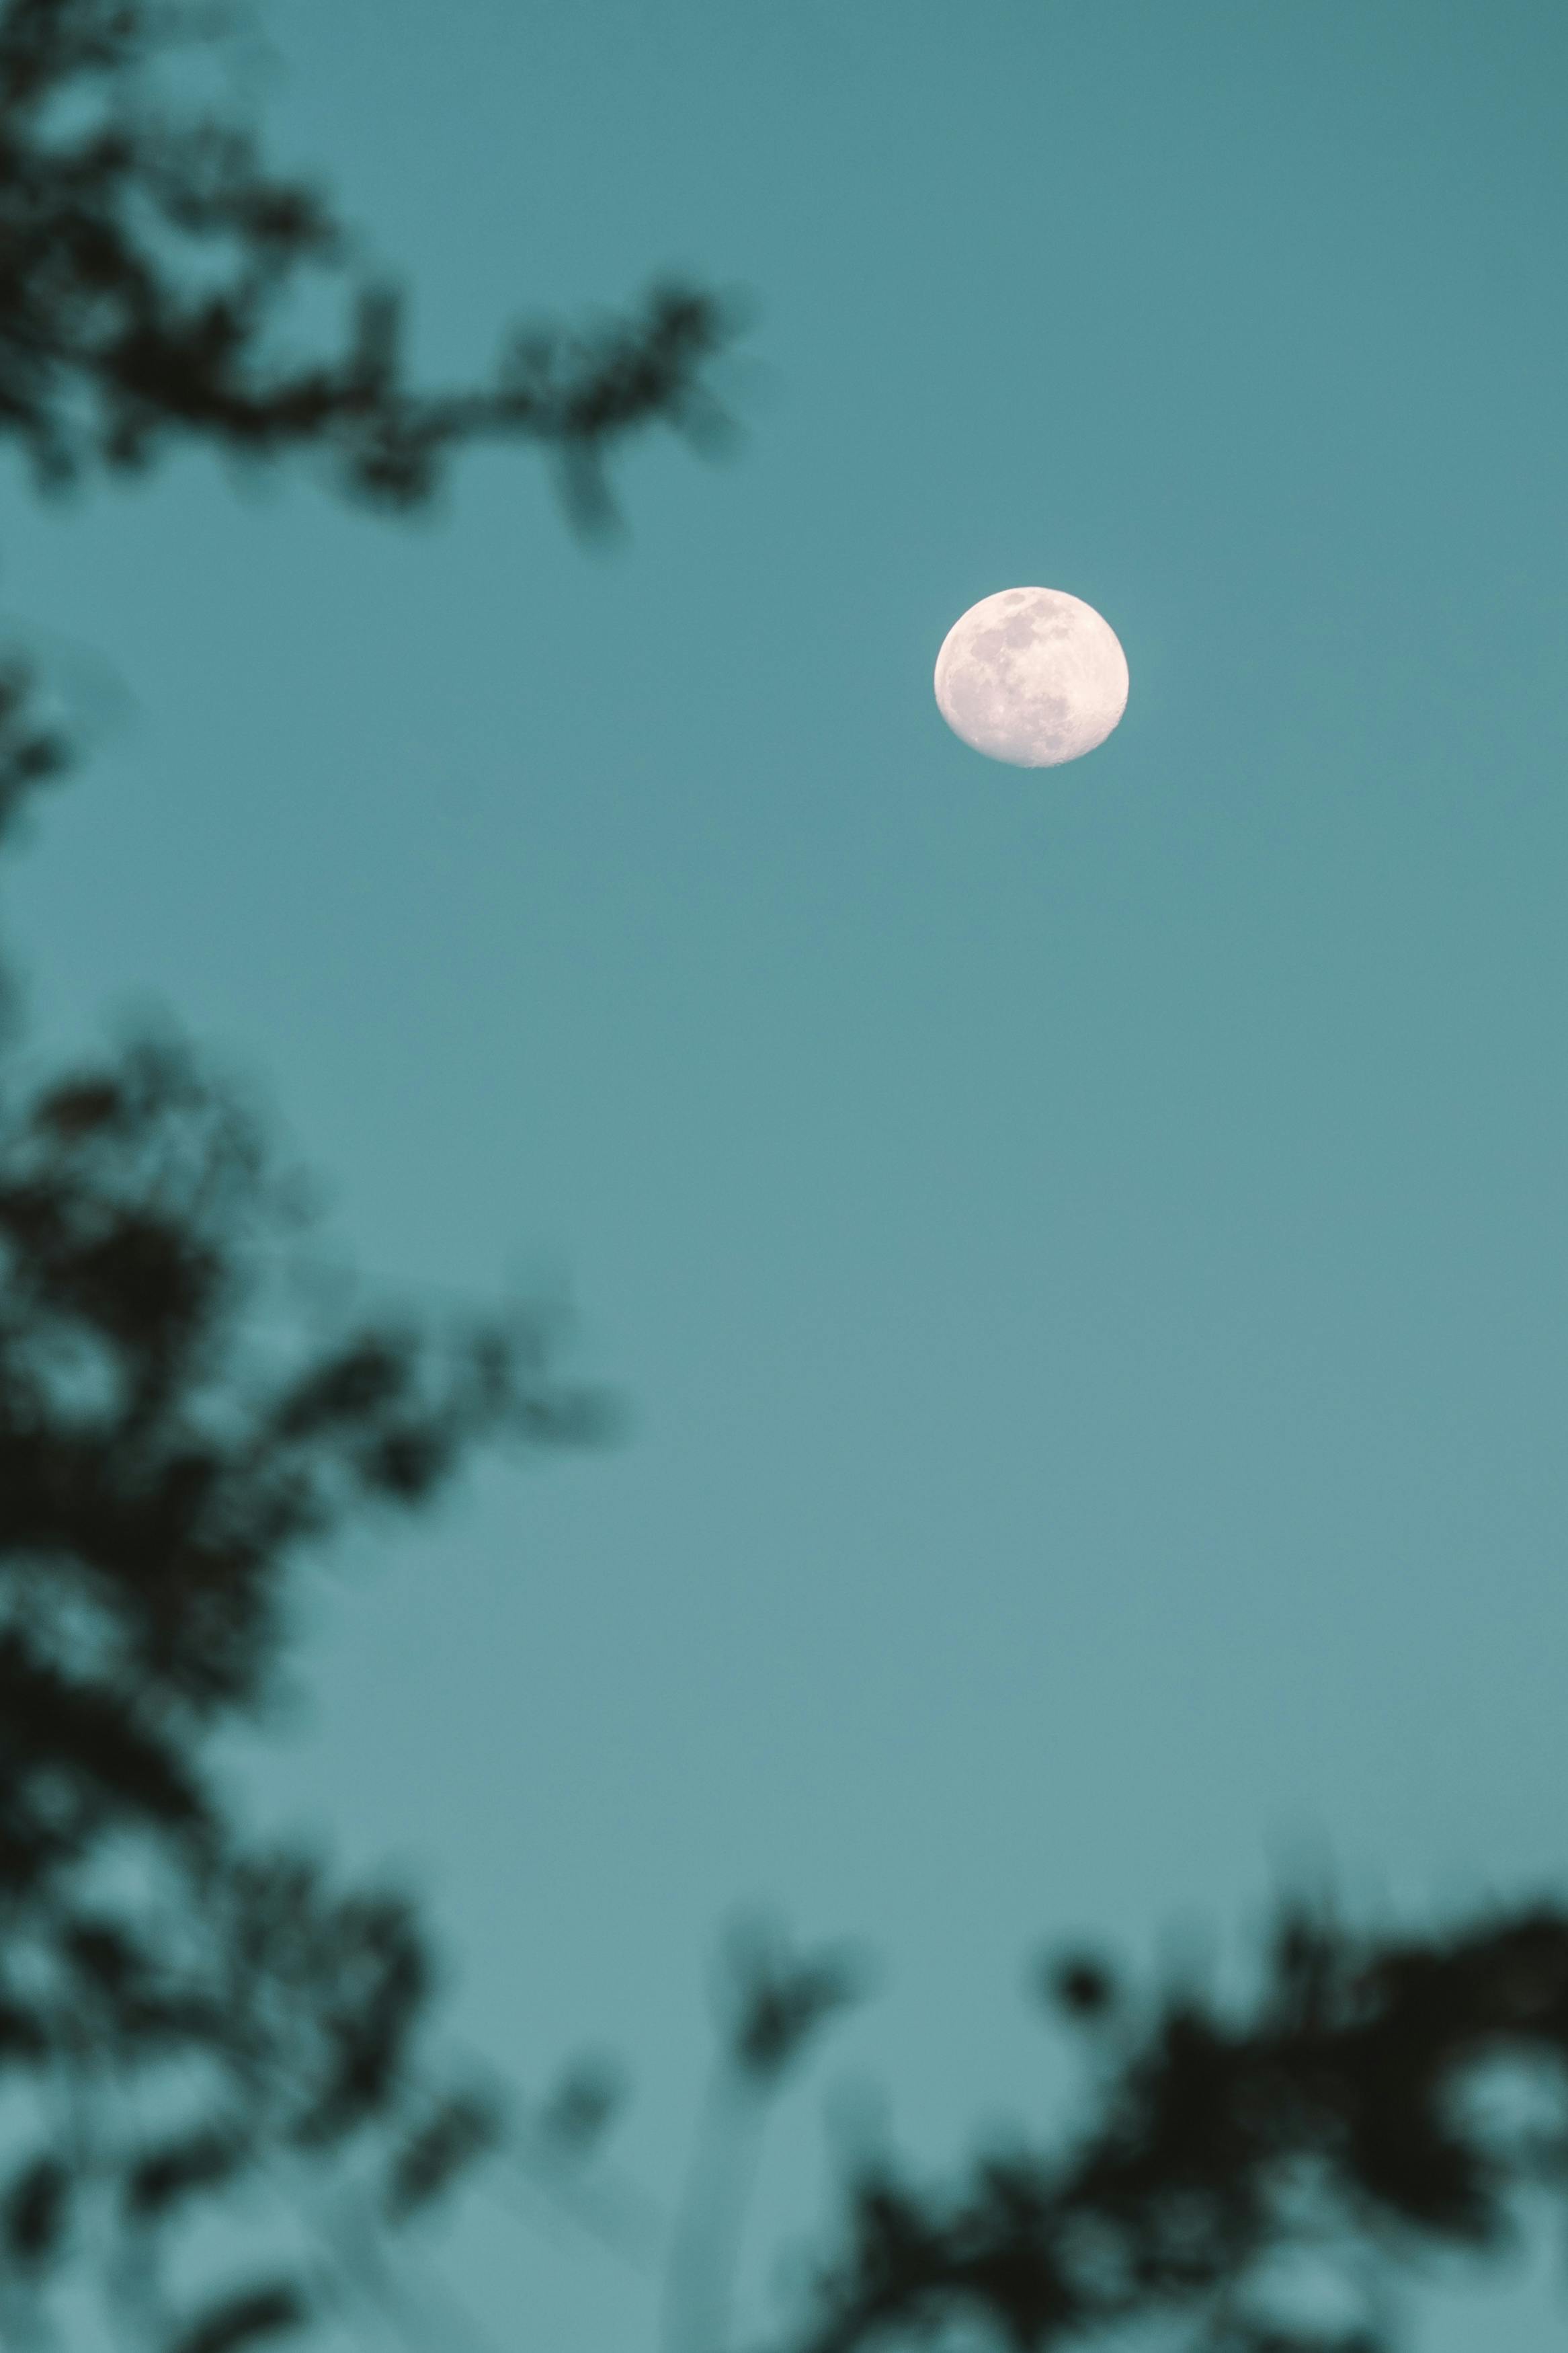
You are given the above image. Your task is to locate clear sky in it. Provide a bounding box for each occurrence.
[5,1,1568,2343]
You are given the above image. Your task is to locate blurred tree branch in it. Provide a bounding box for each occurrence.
[0,1016,614,2348]
[0,0,745,532]
[661,1921,870,2353]
[793,1898,1568,2353]
[0,8,707,2338]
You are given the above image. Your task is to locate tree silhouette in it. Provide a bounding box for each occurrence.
[0,685,620,2346]
[791,1898,1568,2353]
[0,3,731,2344]
[0,0,740,531]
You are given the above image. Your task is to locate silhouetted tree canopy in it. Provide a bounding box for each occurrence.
[0,818,618,2342]
[0,4,698,2340]
[794,1901,1568,2353]
[0,0,741,527]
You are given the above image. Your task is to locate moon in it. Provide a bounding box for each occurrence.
[934,587,1128,767]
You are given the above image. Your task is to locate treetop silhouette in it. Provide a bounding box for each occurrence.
[0,0,741,527]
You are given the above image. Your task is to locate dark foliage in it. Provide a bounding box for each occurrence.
[0,657,69,841]
[0,1005,612,2344]
[718,1917,868,2093]
[0,3,679,2338]
[796,1901,1568,2353]
[0,0,743,528]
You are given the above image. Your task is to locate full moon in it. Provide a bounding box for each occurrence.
[934,587,1128,767]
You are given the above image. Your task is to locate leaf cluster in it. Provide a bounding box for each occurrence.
[798,1905,1568,2353]
[0,1,720,2337]
[0,0,743,525]
[0,1000,609,2348]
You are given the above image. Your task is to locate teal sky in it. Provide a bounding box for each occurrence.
[5,1,1568,2342]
